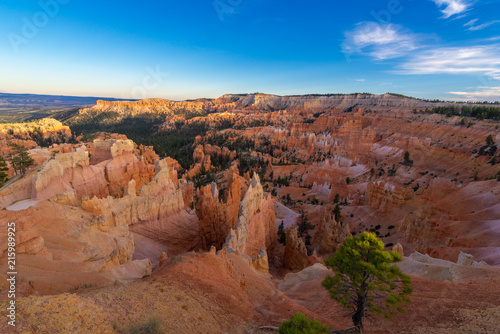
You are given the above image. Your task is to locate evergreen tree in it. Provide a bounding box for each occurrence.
[486,135,495,145]
[403,151,411,164]
[0,156,9,186]
[334,193,340,204]
[9,145,35,176]
[297,211,314,238]
[332,204,341,221]
[322,232,412,333]
[277,221,286,244]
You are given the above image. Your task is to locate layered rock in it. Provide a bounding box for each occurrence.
[0,118,71,140]
[249,248,269,273]
[0,200,150,295]
[101,143,152,198]
[223,174,277,257]
[33,146,109,201]
[397,252,499,284]
[283,225,309,270]
[225,168,242,229]
[0,139,201,295]
[398,206,433,253]
[196,183,228,251]
[313,209,351,254]
[367,180,413,212]
[140,159,177,200]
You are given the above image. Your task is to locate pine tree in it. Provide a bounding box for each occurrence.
[0,156,9,186]
[277,221,286,244]
[334,193,340,204]
[322,232,412,333]
[332,204,341,221]
[9,145,35,176]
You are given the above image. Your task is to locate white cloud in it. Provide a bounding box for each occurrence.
[464,18,478,27]
[355,78,366,82]
[398,45,500,79]
[342,22,419,60]
[448,86,500,101]
[431,0,470,19]
[466,20,500,31]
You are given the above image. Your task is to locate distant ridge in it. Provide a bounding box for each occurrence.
[0,92,134,108]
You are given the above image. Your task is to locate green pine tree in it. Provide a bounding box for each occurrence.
[332,204,341,221]
[277,221,286,244]
[0,156,9,187]
[9,145,35,176]
[322,232,412,333]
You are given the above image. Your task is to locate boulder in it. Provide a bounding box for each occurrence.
[457,251,474,266]
[393,243,404,257]
[249,248,269,273]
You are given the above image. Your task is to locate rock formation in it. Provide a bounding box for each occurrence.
[398,206,433,253]
[393,243,404,257]
[249,248,269,273]
[225,167,242,229]
[313,209,351,254]
[283,225,309,270]
[224,173,277,257]
[0,139,200,295]
[367,180,413,212]
[196,183,228,250]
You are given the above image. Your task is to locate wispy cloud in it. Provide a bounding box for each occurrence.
[448,86,500,101]
[431,0,470,19]
[398,45,500,79]
[464,18,478,27]
[354,78,366,82]
[342,22,419,60]
[465,19,500,31]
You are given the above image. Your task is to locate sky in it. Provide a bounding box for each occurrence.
[1,0,500,101]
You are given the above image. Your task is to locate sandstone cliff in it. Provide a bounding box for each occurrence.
[224,173,277,257]
[313,209,351,254]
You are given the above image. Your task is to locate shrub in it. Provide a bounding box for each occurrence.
[278,313,329,334]
[129,316,163,334]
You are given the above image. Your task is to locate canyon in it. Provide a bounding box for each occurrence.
[0,93,499,333]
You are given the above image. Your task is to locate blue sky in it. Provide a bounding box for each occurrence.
[1,0,500,101]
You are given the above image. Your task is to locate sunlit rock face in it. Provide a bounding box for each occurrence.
[224,173,277,257]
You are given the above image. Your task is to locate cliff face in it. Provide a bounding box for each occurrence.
[77,93,460,119]
[224,173,277,258]
[79,97,239,117]
[0,139,199,295]
[283,225,309,270]
[313,209,351,254]
[0,118,71,139]
[196,183,228,251]
[367,180,413,212]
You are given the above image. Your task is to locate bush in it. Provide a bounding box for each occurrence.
[129,316,163,334]
[278,313,329,334]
